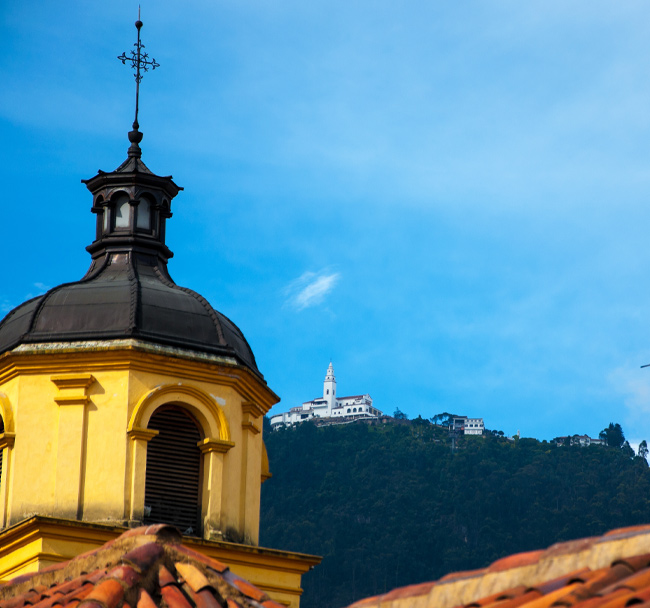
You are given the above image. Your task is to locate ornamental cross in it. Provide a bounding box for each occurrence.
[117,9,159,130]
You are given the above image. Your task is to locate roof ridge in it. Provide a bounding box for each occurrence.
[346,525,650,608]
[15,253,114,348]
[176,286,226,346]
[127,251,140,333]
[149,266,226,346]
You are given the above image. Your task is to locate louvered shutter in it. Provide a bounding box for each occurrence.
[143,407,202,535]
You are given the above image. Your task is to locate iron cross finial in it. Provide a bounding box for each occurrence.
[117,7,160,134]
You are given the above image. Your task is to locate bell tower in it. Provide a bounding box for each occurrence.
[0,16,320,607]
[323,362,337,414]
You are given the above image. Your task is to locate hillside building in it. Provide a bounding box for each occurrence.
[270,363,382,429]
[553,434,606,447]
[450,416,485,435]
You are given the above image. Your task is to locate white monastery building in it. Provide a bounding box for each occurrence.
[270,363,382,429]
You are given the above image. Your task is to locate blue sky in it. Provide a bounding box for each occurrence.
[3,1,650,443]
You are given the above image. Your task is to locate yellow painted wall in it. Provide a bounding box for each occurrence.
[0,341,278,545]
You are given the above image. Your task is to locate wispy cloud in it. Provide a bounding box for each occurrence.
[23,282,51,302]
[0,283,50,318]
[284,270,340,311]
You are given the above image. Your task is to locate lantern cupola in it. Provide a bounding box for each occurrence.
[83,132,181,266]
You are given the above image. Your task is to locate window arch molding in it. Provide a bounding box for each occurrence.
[0,392,15,529]
[0,393,15,435]
[128,383,231,442]
[127,384,234,538]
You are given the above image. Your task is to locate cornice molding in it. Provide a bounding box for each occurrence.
[127,427,160,442]
[0,432,16,451]
[0,341,279,412]
[197,438,235,454]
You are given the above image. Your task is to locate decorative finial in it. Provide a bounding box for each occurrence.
[117,7,160,157]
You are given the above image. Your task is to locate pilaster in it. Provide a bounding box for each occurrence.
[198,438,234,540]
[127,427,159,523]
[0,433,15,528]
[51,374,95,519]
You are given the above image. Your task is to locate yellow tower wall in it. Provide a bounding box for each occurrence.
[0,340,277,545]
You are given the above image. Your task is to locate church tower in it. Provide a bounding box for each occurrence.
[0,16,318,606]
[323,362,337,414]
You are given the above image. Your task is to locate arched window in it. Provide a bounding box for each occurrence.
[347,408,351,413]
[114,194,130,229]
[143,406,203,535]
[136,197,151,230]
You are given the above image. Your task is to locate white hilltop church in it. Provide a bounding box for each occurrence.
[270,363,383,429]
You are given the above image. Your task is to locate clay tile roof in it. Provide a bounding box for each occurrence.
[346,526,650,608]
[0,526,272,608]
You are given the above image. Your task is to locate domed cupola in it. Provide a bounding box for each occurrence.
[0,132,259,374]
[0,59,259,375]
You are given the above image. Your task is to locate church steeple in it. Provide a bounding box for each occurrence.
[82,15,178,267]
[323,362,337,412]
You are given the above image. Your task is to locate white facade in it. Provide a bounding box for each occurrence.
[270,363,382,429]
[554,435,606,447]
[464,418,485,435]
[450,416,485,435]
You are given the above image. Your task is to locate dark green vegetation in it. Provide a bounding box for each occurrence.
[259,419,650,608]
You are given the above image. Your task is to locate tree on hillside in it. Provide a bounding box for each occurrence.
[430,412,458,428]
[412,415,430,426]
[639,440,649,460]
[393,408,408,420]
[599,423,625,448]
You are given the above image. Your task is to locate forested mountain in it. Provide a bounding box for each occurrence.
[259,419,650,608]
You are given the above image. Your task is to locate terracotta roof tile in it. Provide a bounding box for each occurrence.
[174,547,228,575]
[261,601,287,608]
[136,590,157,608]
[345,526,650,608]
[381,582,436,602]
[174,564,210,593]
[53,583,94,606]
[489,552,545,573]
[0,526,281,608]
[613,554,650,572]
[121,542,164,573]
[184,588,221,608]
[230,577,268,603]
[439,570,486,584]
[158,566,177,588]
[160,585,193,608]
[602,525,650,539]
[608,566,650,592]
[484,589,542,608]
[531,569,590,595]
[466,584,528,606]
[83,578,124,608]
[106,566,140,588]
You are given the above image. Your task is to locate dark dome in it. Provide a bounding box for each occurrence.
[0,252,259,373]
[0,136,260,376]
